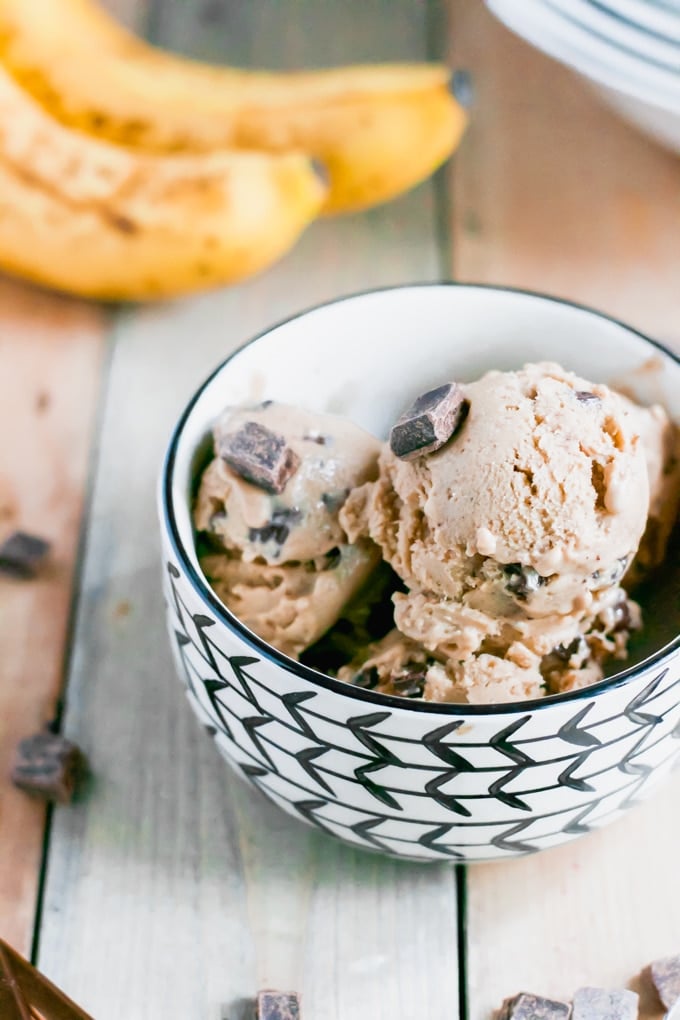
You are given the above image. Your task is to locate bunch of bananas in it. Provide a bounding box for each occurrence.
[0,0,466,300]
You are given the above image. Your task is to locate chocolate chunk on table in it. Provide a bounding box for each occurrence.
[0,938,94,1019]
[572,986,638,1020]
[0,531,51,578]
[256,990,301,1020]
[496,991,570,1019]
[650,955,680,1010]
[218,421,300,494]
[11,731,86,803]
[389,382,469,460]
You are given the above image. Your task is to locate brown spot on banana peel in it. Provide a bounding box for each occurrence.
[0,151,140,234]
[0,3,460,211]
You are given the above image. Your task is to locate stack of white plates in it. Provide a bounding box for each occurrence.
[486,0,680,153]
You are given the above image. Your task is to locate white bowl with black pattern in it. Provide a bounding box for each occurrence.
[158,284,680,862]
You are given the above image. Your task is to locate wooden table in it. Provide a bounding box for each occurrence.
[1,2,679,1017]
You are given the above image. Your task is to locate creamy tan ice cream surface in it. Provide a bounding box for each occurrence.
[194,401,381,658]
[193,363,680,704]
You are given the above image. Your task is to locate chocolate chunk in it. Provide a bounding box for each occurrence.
[256,990,300,1020]
[650,955,680,1010]
[591,555,630,589]
[389,382,469,460]
[353,666,380,690]
[612,596,634,633]
[0,938,94,1019]
[496,992,570,1020]
[392,667,427,698]
[0,531,50,578]
[249,508,302,546]
[322,546,342,571]
[11,731,86,803]
[218,421,300,494]
[554,637,587,662]
[303,432,328,445]
[321,489,349,514]
[504,563,546,599]
[575,391,601,405]
[572,986,638,1020]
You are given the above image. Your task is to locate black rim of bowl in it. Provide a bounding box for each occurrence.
[161,281,680,716]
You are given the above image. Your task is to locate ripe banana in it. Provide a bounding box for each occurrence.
[0,0,466,213]
[0,65,325,300]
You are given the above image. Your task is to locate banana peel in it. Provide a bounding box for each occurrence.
[0,0,467,213]
[0,66,325,301]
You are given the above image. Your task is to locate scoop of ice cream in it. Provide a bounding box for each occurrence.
[200,542,379,659]
[342,362,649,611]
[340,362,650,703]
[194,400,382,659]
[196,401,381,564]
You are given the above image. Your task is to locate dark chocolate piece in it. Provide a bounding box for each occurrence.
[591,555,630,590]
[612,597,634,634]
[575,391,601,405]
[249,508,302,547]
[650,955,680,1010]
[496,992,570,1020]
[321,489,350,514]
[303,432,328,445]
[322,547,342,571]
[218,421,300,494]
[353,667,380,690]
[572,986,638,1020]
[0,939,94,1019]
[11,731,86,804]
[389,382,469,460]
[392,668,427,699]
[257,990,301,1020]
[0,531,50,578]
[504,563,546,599]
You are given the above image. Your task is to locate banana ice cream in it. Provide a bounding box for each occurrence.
[194,363,680,704]
[339,362,679,703]
[194,401,381,658]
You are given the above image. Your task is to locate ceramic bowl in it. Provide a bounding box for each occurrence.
[158,284,680,863]
[486,0,680,154]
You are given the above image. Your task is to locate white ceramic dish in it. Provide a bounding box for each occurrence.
[159,284,680,863]
[487,0,680,153]
[551,0,680,69]
[599,0,680,45]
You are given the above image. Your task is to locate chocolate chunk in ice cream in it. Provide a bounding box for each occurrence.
[389,381,469,460]
[0,531,51,578]
[572,987,638,1020]
[217,420,301,494]
[504,563,546,600]
[496,992,570,1020]
[392,667,427,698]
[256,990,300,1020]
[650,955,680,1011]
[575,390,602,405]
[249,507,303,547]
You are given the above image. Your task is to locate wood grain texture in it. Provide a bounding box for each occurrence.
[0,280,104,954]
[448,5,680,1018]
[36,3,460,1018]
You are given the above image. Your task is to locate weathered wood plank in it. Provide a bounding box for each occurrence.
[37,3,460,1018]
[448,4,680,1018]
[0,280,104,955]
